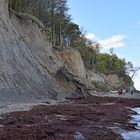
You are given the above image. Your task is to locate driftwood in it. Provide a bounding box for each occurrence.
[57,65,94,96]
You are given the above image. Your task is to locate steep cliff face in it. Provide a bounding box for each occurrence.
[0,1,133,104]
[54,48,87,79]
[54,46,131,92]
[87,69,132,92]
[0,0,77,103]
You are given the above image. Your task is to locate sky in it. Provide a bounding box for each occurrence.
[68,0,140,90]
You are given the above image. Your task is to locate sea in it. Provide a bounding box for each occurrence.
[121,107,140,140]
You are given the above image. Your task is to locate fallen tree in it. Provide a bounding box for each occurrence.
[56,64,94,96]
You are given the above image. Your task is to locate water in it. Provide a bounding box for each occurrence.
[121,107,140,140]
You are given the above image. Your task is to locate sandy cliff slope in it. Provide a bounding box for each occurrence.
[0,0,75,103]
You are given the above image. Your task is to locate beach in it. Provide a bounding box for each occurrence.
[0,95,140,140]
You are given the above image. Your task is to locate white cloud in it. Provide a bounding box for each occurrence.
[85,33,126,49]
[86,33,96,41]
[98,35,126,49]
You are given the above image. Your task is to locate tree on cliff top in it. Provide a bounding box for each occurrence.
[9,0,71,48]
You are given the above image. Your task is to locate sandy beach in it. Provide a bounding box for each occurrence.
[0,95,140,140]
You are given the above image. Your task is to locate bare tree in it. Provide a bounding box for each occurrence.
[131,67,140,79]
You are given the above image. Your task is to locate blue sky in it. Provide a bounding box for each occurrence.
[68,0,140,90]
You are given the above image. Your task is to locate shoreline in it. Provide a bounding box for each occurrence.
[0,96,140,140]
[95,91,140,99]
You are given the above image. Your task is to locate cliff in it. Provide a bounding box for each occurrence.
[0,0,94,104]
[0,1,66,103]
[0,0,133,104]
[87,70,132,92]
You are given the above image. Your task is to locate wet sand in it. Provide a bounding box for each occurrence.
[0,95,140,140]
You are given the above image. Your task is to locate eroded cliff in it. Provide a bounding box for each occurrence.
[0,0,133,104]
[0,0,78,103]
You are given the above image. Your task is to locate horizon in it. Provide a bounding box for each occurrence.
[68,0,140,90]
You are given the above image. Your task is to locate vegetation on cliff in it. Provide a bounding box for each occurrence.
[8,0,135,86]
